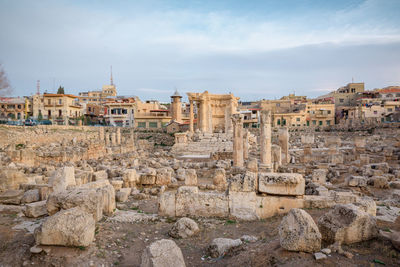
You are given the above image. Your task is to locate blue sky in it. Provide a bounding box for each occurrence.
[0,0,399,102]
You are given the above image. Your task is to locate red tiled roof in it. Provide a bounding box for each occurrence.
[379,87,400,94]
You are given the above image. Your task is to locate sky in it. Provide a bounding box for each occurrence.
[0,0,399,102]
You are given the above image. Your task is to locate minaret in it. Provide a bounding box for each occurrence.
[171,90,182,123]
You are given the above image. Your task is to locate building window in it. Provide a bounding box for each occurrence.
[339,99,344,103]
[307,121,310,126]
[388,108,393,112]
[88,107,91,112]
[149,122,158,128]
[48,99,51,105]
[138,122,146,128]
[327,110,331,114]
[319,121,323,126]
[296,118,300,121]
[373,111,377,115]
[277,119,280,125]
[59,99,62,105]
[327,120,331,126]
[312,120,316,125]
[18,105,21,109]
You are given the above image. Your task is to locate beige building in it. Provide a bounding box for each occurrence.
[187,91,239,133]
[0,97,29,120]
[332,82,365,107]
[78,84,117,105]
[39,94,83,122]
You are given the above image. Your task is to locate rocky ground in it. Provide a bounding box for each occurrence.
[0,125,400,266]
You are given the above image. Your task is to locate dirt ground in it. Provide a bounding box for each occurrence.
[1,196,399,267]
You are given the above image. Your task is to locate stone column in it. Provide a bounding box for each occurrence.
[208,100,213,133]
[189,100,194,133]
[243,129,249,160]
[200,100,208,132]
[260,110,272,168]
[116,128,121,145]
[232,114,243,167]
[111,132,116,146]
[278,127,289,164]
[225,103,232,133]
[105,132,110,146]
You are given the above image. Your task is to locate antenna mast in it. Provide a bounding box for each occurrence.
[36,80,40,95]
[110,65,113,85]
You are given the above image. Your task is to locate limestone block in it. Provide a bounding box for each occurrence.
[346,176,367,187]
[318,204,378,245]
[354,196,376,216]
[0,189,24,204]
[208,238,242,258]
[156,168,172,186]
[258,173,305,196]
[97,184,116,216]
[93,170,108,181]
[303,195,335,209]
[21,189,40,204]
[279,208,321,252]
[312,169,327,184]
[116,188,131,202]
[0,168,28,191]
[169,217,200,239]
[111,180,123,191]
[213,168,227,190]
[228,171,257,192]
[140,168,157,185]
[184,169,197,186]
[49,166,75,193]
[256,195,304,219]
[158,191,176,217]
[46,188,103,222]
[246,158,258,173]
[176,190,229,218]
[333,191,358,204]
[141,239,186,267]
[369,176,389,189]
[35,207,95,247]
[123,169,138,188]
[0,204,25,214]
[330,154,344,164]
[24,200,47,218]
[228,191,258,221]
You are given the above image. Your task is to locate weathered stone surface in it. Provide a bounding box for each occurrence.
[141,239,186,267]
[0,189,24,204]
[369,176,389,189]
[279,208,321,252]
[208,238,242,258]
[80,181,116,216]
[156,168,172,186]
[0,168,28,191]
[354,196,376,216]
[184,169,197,186]
[169,217,200,239]
[140,168,157,185]
[347,176,367,187]
[228,191,258,221]
[317,204,378,245]
[158,191,176,217]
[116,188,131,202]
[312,169,327,184]
[111,180,123,191]
[48,166,76,193]
[123,169,138,188]
[21,189,40,204]
[47,188,103,221]
[257,195,305,218]
[35,207,95,247]
[213,168,227,190]
[24,200,47,218]
[258,173,305,196]
[93,170,108,181]
[228,171,257,192]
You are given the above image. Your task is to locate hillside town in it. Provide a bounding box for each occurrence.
[2,75,400,130]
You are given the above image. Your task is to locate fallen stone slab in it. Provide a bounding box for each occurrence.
[141,239,186,267]
[169,217,199,239]
[279,208,321,253]
[208,238,243,258]
[24,200,47,218]
[258,173,305,196]
[0,189,24,205]
[107,210,158,223]
[35,207,95,247]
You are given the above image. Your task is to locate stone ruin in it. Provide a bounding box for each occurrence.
[0,118,400,266]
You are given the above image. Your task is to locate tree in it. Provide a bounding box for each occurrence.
[57,86,65,94]
[0,64,11,96]
[38,111,43,121]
